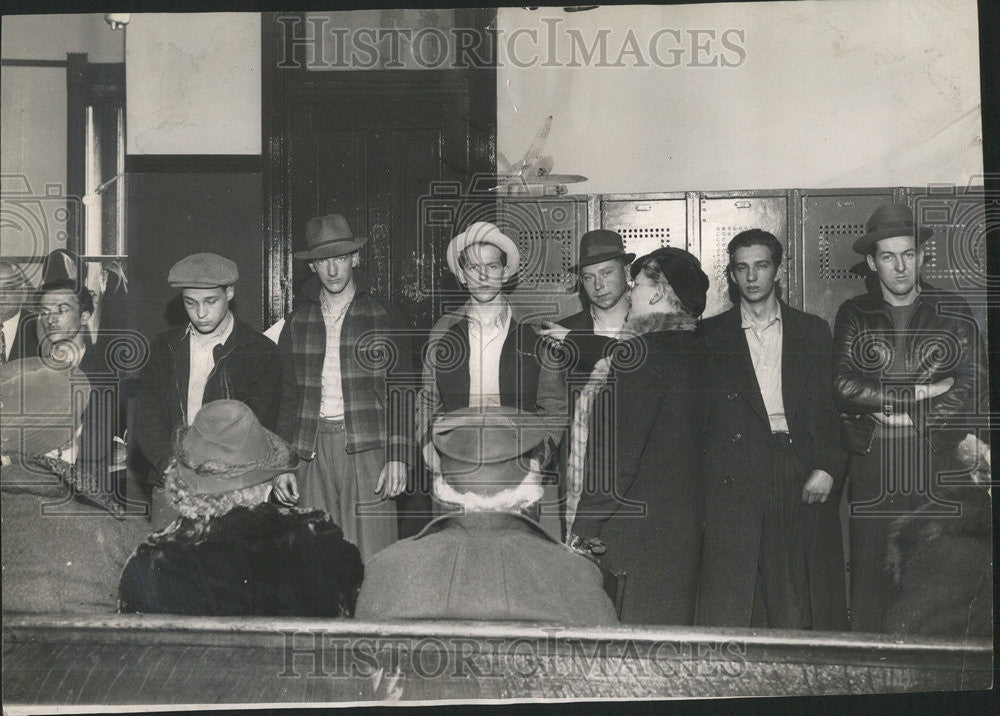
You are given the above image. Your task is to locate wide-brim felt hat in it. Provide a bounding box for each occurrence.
[294,213,368,261]
[1,357,90,456]
[172,399,299,495]
[631,246,710,317]
[432,406,550,496]
[571,229,635,272]
[445,222,520,279]
[853,203,932,255]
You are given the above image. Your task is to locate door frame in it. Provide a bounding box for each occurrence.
[261,10,497,326]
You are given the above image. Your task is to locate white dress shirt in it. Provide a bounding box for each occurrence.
[2,312,22,361]
[187,312,234,424]
[741,302,789,434]
[467,298,511,408]
[319,285,355,420]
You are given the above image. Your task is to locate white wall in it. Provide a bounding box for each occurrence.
[126,13,261,154]
[497,0,983,193]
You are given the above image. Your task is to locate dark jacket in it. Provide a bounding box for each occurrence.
[832,286,987,454]
[135,316,281,478]
[5,310,41,362]
[696,302,848,629]
[882,469,991,638]
[276,276,414,464]
[355,511,618,625]
[118,503,364,617]
[570,312,706,625]
[559,308,617,378]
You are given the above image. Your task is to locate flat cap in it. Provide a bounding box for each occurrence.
[167,253,239,288]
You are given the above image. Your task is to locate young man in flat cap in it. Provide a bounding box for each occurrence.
[356,406,618,625]
[135,252,281,529]
[415,222,566,513]
[831,203,988,633]
[697,229,848,632]
[272,213,414,562]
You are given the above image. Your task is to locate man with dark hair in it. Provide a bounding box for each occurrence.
[831,203,988,633]
[697,228,848,630]
[272,214,414,562]
[0,261,40,363]
[136,253,281,529]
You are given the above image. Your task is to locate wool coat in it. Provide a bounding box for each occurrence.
[569,311,707,625]
[695,302,848,630]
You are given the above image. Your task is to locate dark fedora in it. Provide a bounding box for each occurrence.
[571,230,635,272]
[852,203,932,255]
[294,213,368,261]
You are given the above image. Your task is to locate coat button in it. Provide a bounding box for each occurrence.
[730,432,742,442]
[727,391,739,401]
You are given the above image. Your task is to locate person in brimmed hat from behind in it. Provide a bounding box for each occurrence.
[415,222,566,521]
[1,260,40,363]
[135,252,281,530]
[695,230,848,632]
[2,358,148,614]
[118,399,364,616]
[830,203,989,634]
[271,213,415,563]
[564,247,709,625]
[356,406,617,625]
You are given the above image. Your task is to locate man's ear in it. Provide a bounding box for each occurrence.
[351,253,360,268]
[308,262,317,274]
[81,310,93,325]
[916,246,926,267]
[866,254,877,273]
[224,286,235,301]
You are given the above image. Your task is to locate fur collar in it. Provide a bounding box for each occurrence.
[146,503,335,546]
[620,311,697,338]
[432,466,543,512]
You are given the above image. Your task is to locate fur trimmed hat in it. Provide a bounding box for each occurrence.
[172,400,298,495]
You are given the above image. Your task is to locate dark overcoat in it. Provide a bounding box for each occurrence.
[571,313,706,625]
[118,504,364,617]
[355,511,618,625]
[696,302,848,629]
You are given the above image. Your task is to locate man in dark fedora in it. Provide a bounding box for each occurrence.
[135,252,281,529]
[273,213,414,562]
[831,203,988,632]
[356,406,618,625]
[119,400,364,616]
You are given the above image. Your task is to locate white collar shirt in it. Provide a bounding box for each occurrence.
[187,312,234,424]
[740,301,788,434]
[2,312,22,361]
[466,299,511,408]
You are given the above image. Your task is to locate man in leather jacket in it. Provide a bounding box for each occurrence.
[831,203,988,633]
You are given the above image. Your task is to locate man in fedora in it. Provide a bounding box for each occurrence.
[356,406,618,625]
[272,213,414,562]
[135,252,281,529]
[415,222,565,514]
[831,203,988,632]
[538,229,634,374]
[118,400,364,616]
[1,261,40,364]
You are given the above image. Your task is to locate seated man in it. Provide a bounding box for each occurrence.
[356,406,618,625]
[118,399,364,617]
[2,358,146,614]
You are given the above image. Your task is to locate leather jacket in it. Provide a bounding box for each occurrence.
[831,285,987,455]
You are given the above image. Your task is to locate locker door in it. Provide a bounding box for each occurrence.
[600,196,689,259]
[800,191,895,329]
[697,194,789,319]
[497,196,589,322]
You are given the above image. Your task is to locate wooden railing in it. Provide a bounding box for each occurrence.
[2,614,992,704]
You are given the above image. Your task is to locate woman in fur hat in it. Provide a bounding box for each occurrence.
[118,399,364,617]
[566,248,709,625]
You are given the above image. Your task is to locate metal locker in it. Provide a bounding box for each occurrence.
[799,190,895,329]
[497,195,590,322]
[600,194,690,259]
[696,193,790,319]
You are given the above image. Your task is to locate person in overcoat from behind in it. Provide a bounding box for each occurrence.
[565,247,710,625]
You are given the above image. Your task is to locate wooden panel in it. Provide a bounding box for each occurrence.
[2,615,991,705]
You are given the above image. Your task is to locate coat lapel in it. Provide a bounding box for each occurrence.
[721,306,770,428]
[780,302,809,425]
